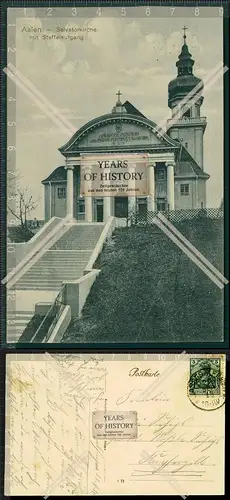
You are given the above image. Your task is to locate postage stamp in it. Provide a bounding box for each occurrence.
[92,410,137,439]
[188,354,225,410]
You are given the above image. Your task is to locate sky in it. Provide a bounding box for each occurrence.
[9,6,224,218]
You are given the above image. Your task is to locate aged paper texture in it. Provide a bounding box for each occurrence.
[5,353,225,495]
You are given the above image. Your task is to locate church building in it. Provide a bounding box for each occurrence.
[42,30,210,222]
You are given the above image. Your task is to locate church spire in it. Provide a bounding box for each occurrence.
[168,26,205,112]
[176,27,194,76]
[167,28,206,170]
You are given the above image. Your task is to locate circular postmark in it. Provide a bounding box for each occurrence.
[187,356,225,411]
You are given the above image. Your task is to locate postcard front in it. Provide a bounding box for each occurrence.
[3,5,227,346]
[5,353,225,495]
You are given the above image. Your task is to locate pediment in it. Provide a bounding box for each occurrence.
[59,114,178,155]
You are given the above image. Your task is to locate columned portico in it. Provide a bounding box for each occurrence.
[64,165,74,218]
[166,161,175,210]
[62,153,177,222]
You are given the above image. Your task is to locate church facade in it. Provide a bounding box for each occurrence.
[42,32,209,222]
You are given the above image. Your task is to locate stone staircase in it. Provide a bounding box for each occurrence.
[14,250,93,290]
[7,222,105,343]
[13,223,104,291]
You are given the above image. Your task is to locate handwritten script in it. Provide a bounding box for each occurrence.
[5,354,225,496]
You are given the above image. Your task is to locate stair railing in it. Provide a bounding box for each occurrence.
[30,285,67,343]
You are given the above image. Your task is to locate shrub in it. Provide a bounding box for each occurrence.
[8,225,34,243]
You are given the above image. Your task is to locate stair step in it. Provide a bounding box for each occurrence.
[27,253,91,258]
[23,269,88,274]
[28,260,90,264]
[17,274,83,280]
[21,268,87,273]
[17,279,74,283]
[37,257,91,260]
[45,251,93,254]
[16,286,62,290]
[33,260,91,264]
[16,280,81,283]
[37,257,91,261]
[21,266,88,270]
[15,285,64,288]
[17,279,82,285]
[38,253,92,256]
[17,279,83,283]
[24,264,89,268]
[17,284,81,288]
[8,312,33,317]
[29,258,90,261]
[18,271,85,276]
[7,311,34,342]
[8,318,31,324]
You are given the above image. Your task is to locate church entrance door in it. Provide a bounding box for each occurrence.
[96,201,103,222]
[114,197,128,218]
[138,200,147,216]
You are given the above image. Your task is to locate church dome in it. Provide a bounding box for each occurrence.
[168,74,204,106]
[168,30,204,108]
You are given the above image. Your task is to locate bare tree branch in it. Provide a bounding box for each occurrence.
[8,206,21,221]
[7,176,39,238]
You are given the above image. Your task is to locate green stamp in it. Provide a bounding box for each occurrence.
[189,358,221,396]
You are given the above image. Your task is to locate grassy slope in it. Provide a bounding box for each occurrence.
[62,218,224,343]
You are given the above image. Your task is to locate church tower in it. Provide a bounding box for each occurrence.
[167,27,207,169]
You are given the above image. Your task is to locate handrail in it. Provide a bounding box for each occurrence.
[30,285,67,343]
[84,216,116,272]
[42,304,66,344]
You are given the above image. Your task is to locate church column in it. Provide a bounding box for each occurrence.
[128,163,136,215]
[147,162,156,212]
[103,197,112,221]
[85,196,93,222]
[65,166,74,218]
[103,168,112,221]
[166,161,175,210]
[84,164,93,222]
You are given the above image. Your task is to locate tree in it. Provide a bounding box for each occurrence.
[8,174,39,242]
